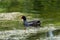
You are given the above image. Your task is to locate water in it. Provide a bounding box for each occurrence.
[0,27,60,40]
[0,28,39,40]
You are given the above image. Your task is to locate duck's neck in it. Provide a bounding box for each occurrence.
[23,19,27,22]
[24,20,27,22]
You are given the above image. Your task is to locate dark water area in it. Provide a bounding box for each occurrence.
[26,29,60,40]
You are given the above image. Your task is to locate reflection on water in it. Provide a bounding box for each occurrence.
[0,27,60,40]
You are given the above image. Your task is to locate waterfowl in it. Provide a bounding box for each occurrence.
[21,16,41,27]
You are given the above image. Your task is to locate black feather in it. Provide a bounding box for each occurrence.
[21,16,41,27]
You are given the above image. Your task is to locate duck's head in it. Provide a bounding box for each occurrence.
[21,16,26,21]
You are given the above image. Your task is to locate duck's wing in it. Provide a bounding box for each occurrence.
[28,20,40,23]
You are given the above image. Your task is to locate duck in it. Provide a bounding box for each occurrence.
[21,16,41,27]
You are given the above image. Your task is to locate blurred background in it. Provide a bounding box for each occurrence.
[0,0,60,40]
[0,0,60,29]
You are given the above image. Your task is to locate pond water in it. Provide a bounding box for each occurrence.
[0,27,60,40]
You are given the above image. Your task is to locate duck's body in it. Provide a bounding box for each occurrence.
[21,16,41,27]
